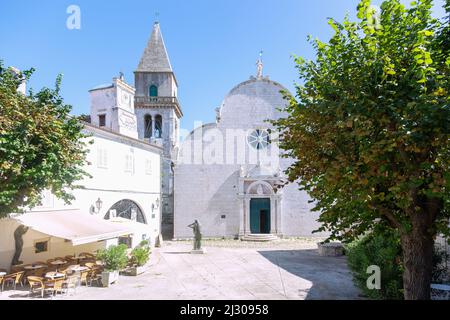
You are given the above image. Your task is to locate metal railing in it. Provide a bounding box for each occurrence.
[135,96,178,105]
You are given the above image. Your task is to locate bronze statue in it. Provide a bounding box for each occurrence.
[188,220,202,250]
[11,225,29,266]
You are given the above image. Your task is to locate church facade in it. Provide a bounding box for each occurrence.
[173,73,324,239]
[91,21,325,240]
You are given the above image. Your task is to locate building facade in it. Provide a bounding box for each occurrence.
[0,123,162,270]
[0,75,162,270]
[86,21,181,239]
[173,63,326,239]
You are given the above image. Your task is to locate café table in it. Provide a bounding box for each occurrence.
[45,272,65,280]
[70,255,88,264]
[0,272,6,276]
[70,266,89,272]
[50,260,67,266]
[23,264,46,270]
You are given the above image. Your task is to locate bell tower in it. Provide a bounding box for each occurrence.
[134,21,182,239]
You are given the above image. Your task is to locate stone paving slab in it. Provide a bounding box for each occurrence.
[0,239,361,300]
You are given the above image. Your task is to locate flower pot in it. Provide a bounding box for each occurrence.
[317,242,344,257]
[122,264,150,276]
[101,270,119,287]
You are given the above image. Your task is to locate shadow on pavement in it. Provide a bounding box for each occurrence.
[258,249,361,300]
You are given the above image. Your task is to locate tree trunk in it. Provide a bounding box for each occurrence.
[401,220,434,300]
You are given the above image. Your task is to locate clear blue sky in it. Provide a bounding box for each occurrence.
[0,0,446,131]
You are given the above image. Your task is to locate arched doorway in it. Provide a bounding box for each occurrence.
[104,199,147,224]
[250,198,270,234]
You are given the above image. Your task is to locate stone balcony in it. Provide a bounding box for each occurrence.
[135,96,183,117]
[135,96,179,105]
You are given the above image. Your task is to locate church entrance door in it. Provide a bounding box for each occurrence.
[250,198,271,234]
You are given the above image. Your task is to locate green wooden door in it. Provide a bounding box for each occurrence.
[250,198,271,234]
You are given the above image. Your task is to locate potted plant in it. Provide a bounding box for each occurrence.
[96,244,128,287]
[127,240,151,276]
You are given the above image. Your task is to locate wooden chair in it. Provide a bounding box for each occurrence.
[80,259,97,266]
[80,252,95,258]
[84,262,96,269]
[10,265,25,275]
[14,271,25,289]
[48,278,65,296]
[2,272,24,291]
[31,267,48,278]
[46,266,58,273]
[0,274,4,292]
[27,276,54,298]
[88,268,102,287]
[59,265,74,276]
[65,255,77,263]
[79,269,90,286]
[63,275,79,296]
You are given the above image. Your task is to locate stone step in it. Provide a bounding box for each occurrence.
[240,234,278,242]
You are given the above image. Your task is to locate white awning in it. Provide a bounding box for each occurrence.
[14,210,132,246]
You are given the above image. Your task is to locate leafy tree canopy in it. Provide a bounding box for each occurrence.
[0,62,90,217]
[275,0,450,242]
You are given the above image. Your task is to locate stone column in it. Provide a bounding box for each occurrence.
[276,195,282,235]
[238,197,245,237]
[270,196,276,234]
[244,197,251,235]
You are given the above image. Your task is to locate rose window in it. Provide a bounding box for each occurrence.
[247,129,271,150]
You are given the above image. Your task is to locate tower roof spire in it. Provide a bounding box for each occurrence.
[136,21,173,72]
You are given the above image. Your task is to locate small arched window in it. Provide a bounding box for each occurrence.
[149,85,158,97]
[155,115,162,138]
[144,115,152,138]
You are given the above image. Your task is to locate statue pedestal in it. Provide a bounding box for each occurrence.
[190,249,206,254]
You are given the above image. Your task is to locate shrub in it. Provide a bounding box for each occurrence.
[346,229,450,299]
[345,229,404,300]
[130,242,151,267]
[97,244,129,272]
[139,240,150,247]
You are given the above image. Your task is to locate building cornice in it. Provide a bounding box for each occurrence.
[81,121,163,154]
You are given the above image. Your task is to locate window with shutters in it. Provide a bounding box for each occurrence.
[97,147,108,168]
[145,159,152,175]
[125,151,135,174]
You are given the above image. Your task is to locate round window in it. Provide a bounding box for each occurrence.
[247,129,271,150]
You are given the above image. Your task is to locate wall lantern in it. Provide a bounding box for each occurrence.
[152,198,160,212]
[95,197,103,212]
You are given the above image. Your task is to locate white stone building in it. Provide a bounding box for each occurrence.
[98,20,325,240]
[173,65,325,240]
[0,75,162,270]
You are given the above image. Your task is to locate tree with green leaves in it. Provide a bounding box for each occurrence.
[0,62,90,218]
[274,0,449,299]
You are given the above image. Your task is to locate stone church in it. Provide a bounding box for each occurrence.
[173,60,324,240]
[91,21,324,240]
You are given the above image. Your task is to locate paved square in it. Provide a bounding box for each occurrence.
[0,239,361,300]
